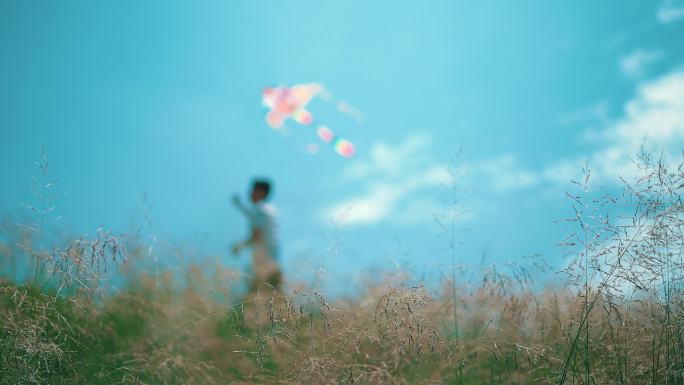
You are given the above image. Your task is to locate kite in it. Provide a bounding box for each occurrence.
[262,83,357,158]
[262,83,321,129]
[317,126,355,157]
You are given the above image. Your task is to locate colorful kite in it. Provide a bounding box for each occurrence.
[317,126,355,157]
[262,83,357,158]
[262,83,321,128]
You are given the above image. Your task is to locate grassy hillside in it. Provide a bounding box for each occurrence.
[2,152,684,384]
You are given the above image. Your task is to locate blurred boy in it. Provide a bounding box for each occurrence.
[231,179,282,292]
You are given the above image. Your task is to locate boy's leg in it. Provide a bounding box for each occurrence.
[250,245,281,294]
[266,269,283,293]
[244,248,282,326]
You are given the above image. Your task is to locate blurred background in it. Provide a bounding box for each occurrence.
[2,0,684,294]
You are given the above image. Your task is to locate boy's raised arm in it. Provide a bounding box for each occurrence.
[231,194,250,216]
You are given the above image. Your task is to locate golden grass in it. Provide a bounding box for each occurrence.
[3,148,684,384]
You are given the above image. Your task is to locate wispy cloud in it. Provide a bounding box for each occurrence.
[546,68,684,184]
[620,49,664,79]
[342,134,433,180]
[556,100,609,127]
[322,135,540,227]
[324,69,684,227]
[323,182,405,226]
[321,134,452,226]
[657,2,684,23]
[474,154,540,192]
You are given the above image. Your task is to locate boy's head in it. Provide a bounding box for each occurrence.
[250,179,272,203]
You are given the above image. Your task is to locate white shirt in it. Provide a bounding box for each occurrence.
[238,201,279,260]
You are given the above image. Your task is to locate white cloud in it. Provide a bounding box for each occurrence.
[342,133,432,179]
[545,68,684,184]
[620,49,664,79]
[322,67,684,230]
[321,134,454,226]
[542,158,586,185]
[557,100,609,127]
[474,154,540,192]
[322,135,541,227]
[657,4,684,23]
[326,69,684,228]
[600,68,684,158]
[324,183,405,226]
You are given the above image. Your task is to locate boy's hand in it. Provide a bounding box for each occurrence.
[231,242,244,256]
[231,194,242,207]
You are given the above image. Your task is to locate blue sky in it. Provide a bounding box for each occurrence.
[2,1,684,291]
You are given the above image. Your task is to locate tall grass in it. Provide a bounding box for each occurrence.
[3,148,684,384]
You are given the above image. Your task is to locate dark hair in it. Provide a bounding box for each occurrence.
[252,179,272,198]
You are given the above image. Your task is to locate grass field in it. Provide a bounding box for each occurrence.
[2,151,684,384]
